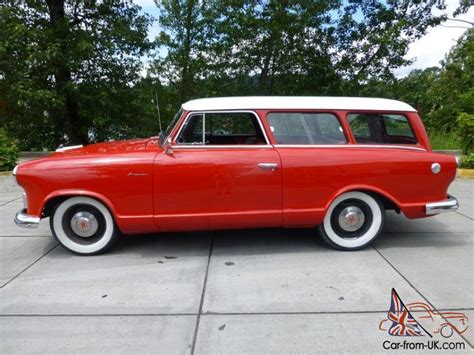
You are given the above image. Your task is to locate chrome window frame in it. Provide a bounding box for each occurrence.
[266,111,349,146]
[172,110,271,148]
[273,144,426,151]
[347,112,419,144]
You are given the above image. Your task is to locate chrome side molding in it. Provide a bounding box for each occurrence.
[56,145,83,152]
[425,195,459,215]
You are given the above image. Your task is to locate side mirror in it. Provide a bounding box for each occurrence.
[164,137,173,155]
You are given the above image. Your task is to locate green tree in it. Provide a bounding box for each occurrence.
[393,67,441,116]
[209,0,340,96]
[0,0,153,149]
[0,128,18,171]
[153,0,447,99]
[153,0,214,103]
[427,29,473,152]
[334,0,445,94]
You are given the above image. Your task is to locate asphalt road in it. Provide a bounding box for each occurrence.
[0,175,472,354]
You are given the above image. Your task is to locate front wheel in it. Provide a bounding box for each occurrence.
[50,196,119,255]
[318,191,384,251]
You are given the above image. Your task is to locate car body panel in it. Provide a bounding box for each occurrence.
[16,138,161,234]
[13,100,458,235]
[153,147,282,231]
[274,146,456,224]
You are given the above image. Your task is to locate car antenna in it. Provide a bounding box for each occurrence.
[154,91,163,134]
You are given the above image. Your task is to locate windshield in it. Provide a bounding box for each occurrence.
[159,109,183,147]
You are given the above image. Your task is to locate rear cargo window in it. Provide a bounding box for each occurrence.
[267,113,347,145]
[348,113,417,145]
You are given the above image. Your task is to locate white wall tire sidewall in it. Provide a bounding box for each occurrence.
[53,197,114,254]
[323,192,382,249]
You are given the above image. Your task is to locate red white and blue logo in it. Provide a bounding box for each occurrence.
[379,289,469,338]
[387,288,426,336]
[379,288,432,337]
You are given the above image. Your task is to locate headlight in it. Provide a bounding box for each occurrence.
[455,156,460,167]
[12,165,18,185]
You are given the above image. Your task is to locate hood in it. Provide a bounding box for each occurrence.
[51,138,158,157]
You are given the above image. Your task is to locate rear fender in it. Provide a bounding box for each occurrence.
[324,184,402,212]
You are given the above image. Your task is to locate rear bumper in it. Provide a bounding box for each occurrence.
[425,195,459,215]
[14,194,40,229]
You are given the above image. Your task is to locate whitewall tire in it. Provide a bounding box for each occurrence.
[50,197,119,255]
[318,191,384,250]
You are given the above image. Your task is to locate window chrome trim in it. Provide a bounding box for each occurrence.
[266,111,350,145]
[172,110,271,147]
[347,112,418,144]
[274,144,427,151]
[173,112,204,145]
[202,113,206,145]
[171,145,273,149]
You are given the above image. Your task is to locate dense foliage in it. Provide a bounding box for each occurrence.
[153,0,445,101]
[460,153,474,168]
[0,128,18,171]
[0,0,153,149]
[0,0,472,154]
[361,30,473,153]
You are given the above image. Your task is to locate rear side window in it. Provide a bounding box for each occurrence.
[348,113,417,145]
[267,113,347,145]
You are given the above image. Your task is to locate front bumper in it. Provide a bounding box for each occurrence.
[14,194,40,229]
[425,195,459,215]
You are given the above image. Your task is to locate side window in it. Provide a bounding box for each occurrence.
[176,112,266,145]
[383,115,415,138]
[348,115,370,138]
[176,114,205,145]
[207,112,256,136]
[267,112,347,145]
[348,113,417,144]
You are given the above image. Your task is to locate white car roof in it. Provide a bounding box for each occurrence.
[182,96,416,112]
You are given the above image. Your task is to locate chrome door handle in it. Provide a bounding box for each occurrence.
[258,163,278,170]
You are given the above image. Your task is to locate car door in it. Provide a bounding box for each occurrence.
[153,111,282,232]
[266,111,350,226]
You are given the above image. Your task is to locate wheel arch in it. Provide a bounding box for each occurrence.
[41,190,117,220]
[324,185,401,213]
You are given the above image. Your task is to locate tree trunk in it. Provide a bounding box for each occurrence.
[258,49,273,95]
[46,0,87,145]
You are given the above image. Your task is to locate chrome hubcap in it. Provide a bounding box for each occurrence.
[70,211,98,238]
[338,206,365,232]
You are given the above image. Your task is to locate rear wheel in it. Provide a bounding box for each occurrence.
[318,191,384,250]
[50,196,119,255]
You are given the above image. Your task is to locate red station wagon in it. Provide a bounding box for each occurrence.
[13,97,459,255]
